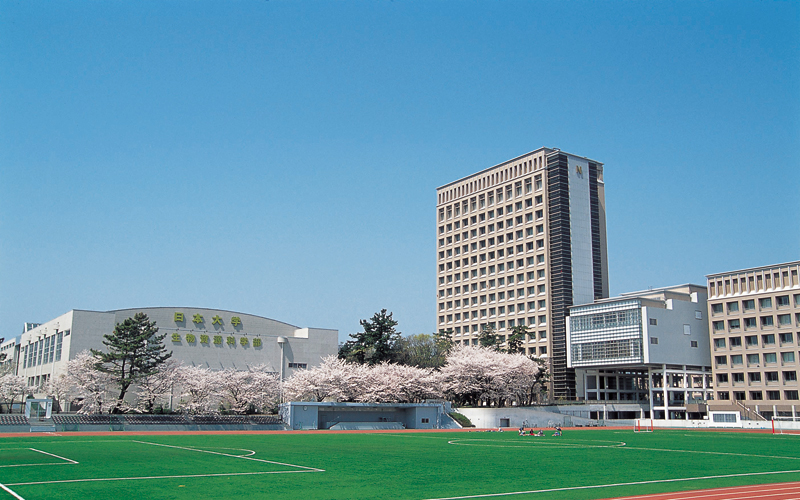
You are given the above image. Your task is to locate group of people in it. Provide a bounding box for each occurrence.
[518,425,561,437]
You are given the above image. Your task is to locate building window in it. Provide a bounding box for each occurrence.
[711,303,723,314]
[766,371,779,382]
[764,352,778,364]
[729,337,742,348]
[743,299,755,311]
[783,371,797,382]
[748,372,761,383]
[717,391,730,400]
[762,334,775,345]
[761,316,774,327]
[729,319,741,330]
[747,354,759,365]
[691,341,698,348]
[776,295,790,308]
[288,363,307,369]
[727,301,739,313]
[731,355,743,366]
[714,338,726,349]
[744,317,757,329]
[712,321,724,332]
[767,390,781,400]
[759,297,772,309]
[649,318,658,326]
[717,373,728,384]
[750,391,763,400]
[780,332,794,344]
[785,391,799,400]
[715,356,727,366]
[745,335,757,346]
[781,352,795,364]
[650,337,659,345]
[778,314,792,327]
[733,391,746,401]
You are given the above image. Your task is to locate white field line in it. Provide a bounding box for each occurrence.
[29,449,78,464]
[423,469,800,500]
[7,470,317,487]
[0,448,79,468]
[0,482,25,500]
[447,439,627,449]
[131,440,324,472]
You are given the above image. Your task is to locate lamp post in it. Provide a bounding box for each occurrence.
[277,336,287,403]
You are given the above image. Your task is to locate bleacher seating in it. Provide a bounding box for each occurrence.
[0,415,29,426]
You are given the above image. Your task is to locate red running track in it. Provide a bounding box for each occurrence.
[603,481,800,500]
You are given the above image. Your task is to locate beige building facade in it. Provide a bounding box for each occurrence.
[707,261,800,419]
[436,147,608,399]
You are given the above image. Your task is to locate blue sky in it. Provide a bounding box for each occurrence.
[1,1,798,344]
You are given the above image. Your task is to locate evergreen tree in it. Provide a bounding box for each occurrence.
[477,325,501,351]
[338,309,401,365]
[91,313,172,413]
[505,325,527,354]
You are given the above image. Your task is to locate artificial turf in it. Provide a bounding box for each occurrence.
[1,429,799,500]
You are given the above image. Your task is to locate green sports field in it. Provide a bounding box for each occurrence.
[1,429,799,500]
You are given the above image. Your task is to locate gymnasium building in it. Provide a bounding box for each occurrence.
[13,307,338,392]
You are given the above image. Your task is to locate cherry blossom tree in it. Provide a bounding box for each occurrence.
[176,366,222,414]
[439,345,545,407]
[217,365,281,414]
[283,356,362,402]
[67,350,115,414]
[43,372,73,413]
[134,359,183,413]
[0,374,29,414]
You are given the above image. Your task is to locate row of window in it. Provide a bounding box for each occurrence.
[439,203,544,235]
[439,225,546,260]
[708,269,799,298]
[454,338,549,355]
[439,314,548,327]
[714,351,797,366]
[439,283,547,299]
[712,313,799,331]
[440,298,547,311]
[716,371,797,384]
[713,333,795,349]
[438,207,545,247]
[439,254,547,278]
[438,174,544,219]
[22,331,65,370]
[717,390,799,401]
[711,295,799,315]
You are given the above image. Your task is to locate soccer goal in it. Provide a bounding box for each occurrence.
[634,419,653,433]
[772,416,800,435]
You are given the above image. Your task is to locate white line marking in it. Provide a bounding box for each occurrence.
[0,482,25,500]
[447,438,626,449]
[7,470,316,487]
[423,469,800,500]
[131,440,324,471]
[29,449,78,464]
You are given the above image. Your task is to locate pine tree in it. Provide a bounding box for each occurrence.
[338,309,401,365]
[91,313,172,413]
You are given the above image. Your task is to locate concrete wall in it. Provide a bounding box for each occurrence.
[643,293,711,366]
[280,402,452,430]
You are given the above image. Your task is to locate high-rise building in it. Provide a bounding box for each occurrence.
[706,261,800,419]
[436,148,608,398]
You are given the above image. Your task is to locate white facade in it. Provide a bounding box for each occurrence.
[567,285,713,420]
[16,307,338,391]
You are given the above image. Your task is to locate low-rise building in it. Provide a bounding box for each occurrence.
[17,307,338,393]
[707,261,800,420]
[567,284,712,420]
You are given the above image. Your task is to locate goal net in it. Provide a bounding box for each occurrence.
[634,419,653,433]
[772,416,800,435]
